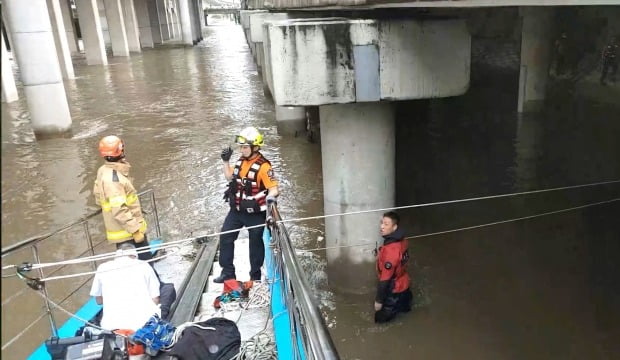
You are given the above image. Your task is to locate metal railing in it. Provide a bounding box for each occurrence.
[267,204,340,360]
[0,189,161,353]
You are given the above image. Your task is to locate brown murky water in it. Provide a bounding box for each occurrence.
[2,20,620,360]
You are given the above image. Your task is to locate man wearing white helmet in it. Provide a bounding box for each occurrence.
[215,126,279,283]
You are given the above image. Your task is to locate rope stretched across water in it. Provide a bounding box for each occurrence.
[298,197,620,252]
[3,179,619,278]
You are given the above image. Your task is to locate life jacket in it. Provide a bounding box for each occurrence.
[226,154,269,213]
[377,236,410,294]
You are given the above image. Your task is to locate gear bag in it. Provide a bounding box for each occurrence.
[167,317,241,360]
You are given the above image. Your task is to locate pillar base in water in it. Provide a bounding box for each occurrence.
[321,102,395,293]
[275,106,306,136]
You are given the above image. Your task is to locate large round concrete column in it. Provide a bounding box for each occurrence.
[4,0,72,136]
[320,102,394,294]
[275,106,306,136]
[1,28,18,103]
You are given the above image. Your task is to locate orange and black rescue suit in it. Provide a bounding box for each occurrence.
[375,227,413,323]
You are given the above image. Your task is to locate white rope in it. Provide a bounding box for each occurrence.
[214,282,271,323]
[233,331,277,360]
[278,179,620,225]
[26,224,268,271]
[5,179,619,273]
[37,246,182,283]
[299,197,620,252]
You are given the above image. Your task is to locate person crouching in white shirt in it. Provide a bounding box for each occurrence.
[90,243,161,331]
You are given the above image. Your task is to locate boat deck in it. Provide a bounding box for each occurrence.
[196,237,273,342]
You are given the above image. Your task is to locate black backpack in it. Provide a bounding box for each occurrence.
[167,317,241,360]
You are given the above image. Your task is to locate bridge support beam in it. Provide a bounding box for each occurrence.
[47,0,75,79]
[134,0,155,47]
[321,102,394,293]
[147,0,163,44]
[178,0,193,45]
[156,0,170,40]
[4,0,72,137]
[59,0,80,54]
[122,0,141,52]
[190,0,202,42]
[517,7,553,113]
[167,0,179,40]
[75,0,108,65]
[264,17,470,292]
[103,0,130,56]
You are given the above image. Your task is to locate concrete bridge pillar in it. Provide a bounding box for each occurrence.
[134,0,155,48]
[191,0,202,42]
[147,0,163,44]
[122,0,142,52]
[321,102,394,293]
[167,0,179,40]
[59,0,80,54]
[97,0,111,46]
[265,17,470,292]
[1,28,18,103]
[178,0,193,45]
[103,0,130,56]
[47,0,75,79]
[518,7,553,113]
[75,0,107,65]
[275,106,306,136]
[156,0,170,40]
[4,0,72,136]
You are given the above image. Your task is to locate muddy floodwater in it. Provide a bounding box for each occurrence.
[2,21,620,360]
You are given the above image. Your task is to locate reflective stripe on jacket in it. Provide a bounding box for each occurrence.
[93,160,146,243]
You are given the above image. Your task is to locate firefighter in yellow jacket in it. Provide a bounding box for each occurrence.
[94,135,151,261]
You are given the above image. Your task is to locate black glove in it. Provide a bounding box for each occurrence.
[221,146,233,162]
[266,194,277,204]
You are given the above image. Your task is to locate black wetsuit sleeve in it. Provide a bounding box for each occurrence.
[375,280,391,303]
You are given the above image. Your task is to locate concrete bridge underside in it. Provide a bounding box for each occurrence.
[240,3,620,291]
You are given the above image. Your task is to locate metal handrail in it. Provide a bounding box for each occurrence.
[1,189,161,354]
[268,205,340,360]
[1,189,158,257]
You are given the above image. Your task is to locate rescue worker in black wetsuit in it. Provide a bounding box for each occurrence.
[214,126,279,283]
[374,211,413,323]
